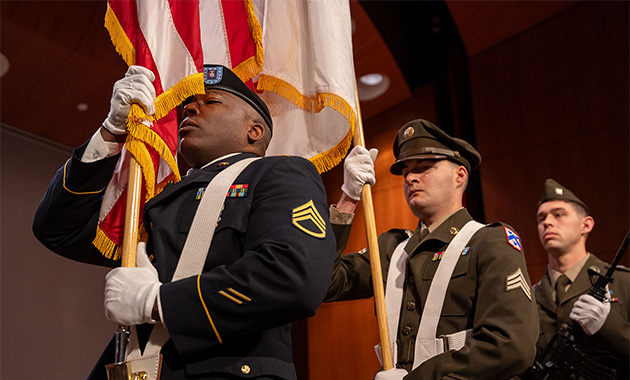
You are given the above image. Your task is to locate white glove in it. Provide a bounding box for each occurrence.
[374,368,408,380]
[342,146,378,201]
[570,293,611,335]
[104,242,161,325]
[102,65,156,135]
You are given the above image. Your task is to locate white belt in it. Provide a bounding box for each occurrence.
[434,328,473,353]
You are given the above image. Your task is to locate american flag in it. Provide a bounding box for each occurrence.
[95,0,357,260]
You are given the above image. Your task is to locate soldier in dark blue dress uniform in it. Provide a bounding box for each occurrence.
[33,65,336,380]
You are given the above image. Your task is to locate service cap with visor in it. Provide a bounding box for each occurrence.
[389,119,481,175]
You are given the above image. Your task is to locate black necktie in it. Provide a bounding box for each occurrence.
[555,274,570,305]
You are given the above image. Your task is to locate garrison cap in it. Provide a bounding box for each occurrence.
[390,119,481,175]
[201,64,273,132]
[539,178,589,214]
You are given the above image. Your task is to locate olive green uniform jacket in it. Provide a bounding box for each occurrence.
[325,208,539,380]
[533,254,630,378]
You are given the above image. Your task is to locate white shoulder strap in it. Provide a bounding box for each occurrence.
[413,220,484,368]
[380,237,410,364]
[172,157,260,281]
[127,157,260,360]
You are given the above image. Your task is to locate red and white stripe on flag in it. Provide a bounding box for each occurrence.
[97,0,262,259]
[98,0,356,260]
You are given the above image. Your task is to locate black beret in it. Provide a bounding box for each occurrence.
[389,119,481,175]
[202,64,273,132]
[539,178,589,214]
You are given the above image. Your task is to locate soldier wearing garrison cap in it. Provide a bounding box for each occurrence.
[325,119,538,380]
[33,65,335,379]
[531,178,629,379]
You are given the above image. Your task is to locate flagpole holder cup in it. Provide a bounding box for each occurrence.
[106,361,148,380]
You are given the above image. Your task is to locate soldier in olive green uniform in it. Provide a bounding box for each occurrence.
[532,179,629,379]
[325,120,539,380]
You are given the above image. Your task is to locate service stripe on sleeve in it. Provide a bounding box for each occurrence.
[196,275,223,343]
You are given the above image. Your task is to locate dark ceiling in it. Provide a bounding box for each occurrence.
[0,0,579,149]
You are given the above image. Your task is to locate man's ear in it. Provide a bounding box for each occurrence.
[455,165,468,187]
[582,215,595,235]
[247,123,265,144]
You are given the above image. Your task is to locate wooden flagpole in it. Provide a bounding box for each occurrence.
[353,89,394,370]
[113,139,144,364]
[121,156,143,268]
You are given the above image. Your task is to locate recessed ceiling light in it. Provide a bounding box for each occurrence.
[0,52,10,78]
[77,103,89,112]
[357,74,390,101]
[359,73,384,86]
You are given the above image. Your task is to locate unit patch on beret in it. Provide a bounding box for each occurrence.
[506,267,532,301]
[292,200,326,238]
[204,66,223,85]
[504,226,522,251]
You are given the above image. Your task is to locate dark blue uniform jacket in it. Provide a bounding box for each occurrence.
[33,144,336,380]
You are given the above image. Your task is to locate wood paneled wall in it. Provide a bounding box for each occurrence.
[469,1,629,282]
[308,1,628,378]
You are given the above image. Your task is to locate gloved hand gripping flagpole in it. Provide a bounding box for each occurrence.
[353,88,394,371]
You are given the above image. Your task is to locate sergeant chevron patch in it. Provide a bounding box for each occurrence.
[292,200,326,238]
[506,267,532,301]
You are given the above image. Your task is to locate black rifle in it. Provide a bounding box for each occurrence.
[529,232,630,380]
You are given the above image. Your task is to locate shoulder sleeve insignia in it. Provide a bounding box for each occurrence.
[506,267,532,301]
[504,226,522,251]
[292,200,326,238]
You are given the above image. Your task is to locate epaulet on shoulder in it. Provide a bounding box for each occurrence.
[603,263,630,272]
[486,221,519,231]
[386,228,413,239]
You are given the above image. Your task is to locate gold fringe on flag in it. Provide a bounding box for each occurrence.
[233,56,262,84]
[93,222,149,261]
[233,0,264,83]
[104,3,136,66]
[257,75,356,173]
[94,226,121,260]
[153,73,205,120]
